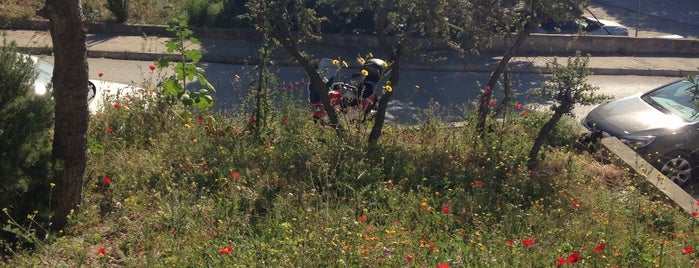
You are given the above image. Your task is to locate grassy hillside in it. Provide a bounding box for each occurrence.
[2,84,697,266]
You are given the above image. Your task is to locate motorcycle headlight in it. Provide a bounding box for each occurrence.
[620,135,655,149]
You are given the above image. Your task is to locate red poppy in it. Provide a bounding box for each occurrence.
[106,126,113,133]
[568,252,581,263]
[249,116,256,123]
[572,200,579,207]
[515,103,522,110]
[359,215,367,223]
[506,240,513,247]
[103,177,111,184]
[684,246,694,254]
[98,72,104,77]
[521,110,528,115]
[521,238,535,247]
[283,118,289,125]
[556,258,566,266]
[197,115,204,122]
[442,206,450,214]
[220,245,233,255]
[232,172,239,180]
[429,242,435,248]
[594,241,606,253]
[692,211,698,217]
[149,65,156,71]
[406,254,413,262]
[113,103,121,109]
[97,247,107,255]
[472,180,484,187]
[436,263,450,268]
[696,201,699,206]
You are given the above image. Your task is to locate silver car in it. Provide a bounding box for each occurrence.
[584,77,699,186]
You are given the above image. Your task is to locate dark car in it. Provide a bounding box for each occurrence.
[583,77,699,186]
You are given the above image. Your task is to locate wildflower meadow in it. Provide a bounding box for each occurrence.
[2,62,698,267]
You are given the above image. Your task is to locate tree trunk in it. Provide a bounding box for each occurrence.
[368,6,400,145]
[475,19,538,133]
[269,14,342,131]
[527,102,572,170]
[38,0,89,230]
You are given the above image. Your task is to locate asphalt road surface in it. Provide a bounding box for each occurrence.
[78,57,680,124]
[588,0,699,38]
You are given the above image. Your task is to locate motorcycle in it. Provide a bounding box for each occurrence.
[309,58,388,124]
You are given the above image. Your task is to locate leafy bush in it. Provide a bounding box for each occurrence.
[106,0,130,23]
[185,0,223,27]
[0,41,54,252]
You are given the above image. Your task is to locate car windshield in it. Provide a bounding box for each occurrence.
[643,79,699,122]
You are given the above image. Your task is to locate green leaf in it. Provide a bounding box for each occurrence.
[185,50,202,63]
[88,138,105,154]
[165,41,178,53]
[159,78,181,97]
[189,37,201,45]
[196,75,214,91]
[184,64,198,81]
[155,57,171,68]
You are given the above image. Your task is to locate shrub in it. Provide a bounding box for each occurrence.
[0,41,54,252]
[106,0,130,23]
[186,0,223,27]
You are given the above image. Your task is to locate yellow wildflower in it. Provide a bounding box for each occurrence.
[361,69,369,77]
[383,85,393,93]
[332,59,340,66]
[357,57,366,65]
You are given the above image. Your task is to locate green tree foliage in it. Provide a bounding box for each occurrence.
[527,52,610,169]
[475,0,591,133]
[244,0,343,131]
[0,41,55,249]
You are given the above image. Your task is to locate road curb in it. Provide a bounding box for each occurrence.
[600,137,699,219]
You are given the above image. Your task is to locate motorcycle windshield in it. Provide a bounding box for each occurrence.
[317,58,340,83]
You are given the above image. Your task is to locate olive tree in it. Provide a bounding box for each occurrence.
[244,0,343,132]
[475,0,591,133]
[527,52,610,169]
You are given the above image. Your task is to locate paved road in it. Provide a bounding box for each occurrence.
[589,0,699,38]
[77,57,680,123]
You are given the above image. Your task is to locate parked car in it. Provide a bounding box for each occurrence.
[28,54,140,113]
[583,77,699,186]
[537,16,629,36]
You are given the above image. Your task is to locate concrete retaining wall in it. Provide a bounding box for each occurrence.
[4,19,699,56]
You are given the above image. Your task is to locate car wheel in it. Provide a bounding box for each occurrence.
[87,81,96,101]
[658,151,695,187]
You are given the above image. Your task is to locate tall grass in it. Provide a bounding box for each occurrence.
[3,82,697,266]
